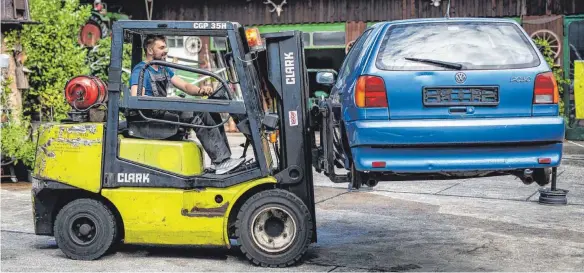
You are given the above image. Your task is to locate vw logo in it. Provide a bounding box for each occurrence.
[455,72,467,84]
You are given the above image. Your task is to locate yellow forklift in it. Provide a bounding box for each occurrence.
[31,20,320,267]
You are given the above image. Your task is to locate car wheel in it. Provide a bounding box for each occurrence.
[350,163,364,190]
[534,168,551,187]
[54,198,117,260]
[235,189,313,267]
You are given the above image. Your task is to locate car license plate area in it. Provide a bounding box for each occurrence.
[423,86,499,106]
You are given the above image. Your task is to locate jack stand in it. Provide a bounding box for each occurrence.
[538,167,568,205]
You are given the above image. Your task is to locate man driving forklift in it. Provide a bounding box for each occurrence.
[129,34,245,175]
[31,21,317,267]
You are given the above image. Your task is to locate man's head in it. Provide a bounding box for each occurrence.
[143,35,168,61]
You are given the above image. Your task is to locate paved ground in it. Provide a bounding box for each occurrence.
[1,137,583,272]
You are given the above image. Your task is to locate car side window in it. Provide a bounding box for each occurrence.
[336,29,372,87]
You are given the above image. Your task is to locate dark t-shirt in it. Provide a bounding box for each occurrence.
[129,61,175,96]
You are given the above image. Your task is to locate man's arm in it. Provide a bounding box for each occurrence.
[171,75,214,96]
[129,65,146,96]
[130,85,145,96]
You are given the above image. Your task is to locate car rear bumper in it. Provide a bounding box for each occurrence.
[346,117,565,172]
[351,142,563,172]
[346,117,565,146]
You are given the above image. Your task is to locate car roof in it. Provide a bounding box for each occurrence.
[369,17,519,28]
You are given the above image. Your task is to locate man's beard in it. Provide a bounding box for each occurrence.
[153,54,166,61]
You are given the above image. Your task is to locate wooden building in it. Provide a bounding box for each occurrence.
[1,0,35,181]
[90,0,583,69]
[1,0,35,120]
[97,0,583,24]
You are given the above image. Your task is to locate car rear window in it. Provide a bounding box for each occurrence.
[375,22,541,71]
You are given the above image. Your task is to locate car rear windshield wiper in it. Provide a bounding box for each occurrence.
[404,57,463,70]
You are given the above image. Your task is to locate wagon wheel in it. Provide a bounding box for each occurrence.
[79,22,102,47]
[530,29,561,59]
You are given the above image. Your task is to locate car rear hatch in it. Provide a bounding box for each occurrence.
[373,21,546,120]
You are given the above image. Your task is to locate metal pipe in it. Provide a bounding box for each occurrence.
[523,169,534,183]
[551,167,557,191]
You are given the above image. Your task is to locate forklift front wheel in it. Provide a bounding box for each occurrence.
[54,198,117,260]
[235,189,313,267]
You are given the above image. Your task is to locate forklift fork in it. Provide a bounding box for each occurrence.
[312,99,351,184]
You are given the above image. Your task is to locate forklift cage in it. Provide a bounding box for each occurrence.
[104,20,270,189]
[103,21,317,224]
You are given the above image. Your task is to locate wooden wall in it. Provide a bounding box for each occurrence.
[101,0,583,25]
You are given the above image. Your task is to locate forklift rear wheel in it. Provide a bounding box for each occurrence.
[54,198,117,260]
[235,189,313,267]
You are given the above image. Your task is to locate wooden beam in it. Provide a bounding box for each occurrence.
[411,0,415,18]
[491,0,496,17]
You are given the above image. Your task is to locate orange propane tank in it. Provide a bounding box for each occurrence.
[64,75,108,110]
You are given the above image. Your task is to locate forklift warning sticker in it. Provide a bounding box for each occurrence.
[289,111,298,126]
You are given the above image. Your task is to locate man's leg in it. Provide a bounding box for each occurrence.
[192,112,231,164]
[191,112,244,174]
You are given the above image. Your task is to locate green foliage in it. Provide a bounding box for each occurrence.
[86,37,133,84]
[533,38,571,117]
[1,117,36,168]
[2,76,36,167]
[4,0,92,122]
[2,0,91,168]
[1,76,13,108]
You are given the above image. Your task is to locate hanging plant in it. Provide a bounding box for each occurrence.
[533,38,571,118]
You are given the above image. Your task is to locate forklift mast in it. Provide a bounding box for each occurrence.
[259,32,317,237]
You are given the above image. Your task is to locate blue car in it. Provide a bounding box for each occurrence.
[315,18,565,189]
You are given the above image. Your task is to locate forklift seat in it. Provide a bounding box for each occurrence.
[120,110,189,140]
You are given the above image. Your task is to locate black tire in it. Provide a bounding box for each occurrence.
[234,189,313,267]
[534,168,551,186]
[365,179,378,188]
[54,198,117,260]
[350,163,364,190]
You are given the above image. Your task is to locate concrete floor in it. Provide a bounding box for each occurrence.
[1,137,583,272]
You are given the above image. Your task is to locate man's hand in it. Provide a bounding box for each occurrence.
[171,75,216,97]
[199,85,214,96]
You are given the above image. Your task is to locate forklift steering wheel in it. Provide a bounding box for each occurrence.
[207,84,230,100]
[135,60,236,129]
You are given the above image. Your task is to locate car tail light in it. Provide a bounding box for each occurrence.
[355,76,388,108]
[538,158,552,164]
[533,72,558,104]
[372,161,386,168]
